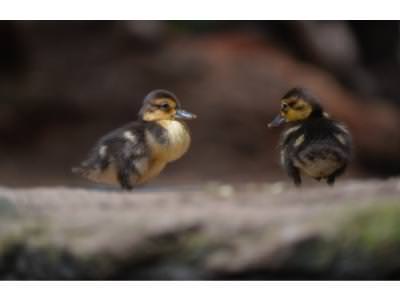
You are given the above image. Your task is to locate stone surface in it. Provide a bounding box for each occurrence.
[1,178,400,279]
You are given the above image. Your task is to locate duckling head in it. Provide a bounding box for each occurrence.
[139,89,197,122]
[268,87,323,128]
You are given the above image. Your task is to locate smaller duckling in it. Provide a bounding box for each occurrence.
[268,87,352,186]
[72,89,196,190]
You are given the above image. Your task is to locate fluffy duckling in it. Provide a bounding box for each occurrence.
[72,89,196,190]
[268,87,352,186]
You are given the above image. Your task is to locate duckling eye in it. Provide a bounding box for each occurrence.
[281,103,289,110]
[160,103,170,110]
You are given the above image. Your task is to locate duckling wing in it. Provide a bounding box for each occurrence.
[72,122,149,187]
[330,121,352,155]
[294,122,352,179]
[281,119,352,181]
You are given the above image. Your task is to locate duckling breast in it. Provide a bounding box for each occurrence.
[146,120,191,162]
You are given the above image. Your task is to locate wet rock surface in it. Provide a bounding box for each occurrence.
[1,178,400,279]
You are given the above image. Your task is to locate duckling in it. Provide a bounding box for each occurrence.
[268,87,352,186]
[72,89,197,190]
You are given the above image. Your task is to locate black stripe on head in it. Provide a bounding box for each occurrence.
[282,87,318,102]
[143,89,181,108]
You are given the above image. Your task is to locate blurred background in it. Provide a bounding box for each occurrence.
[0,20,400,187]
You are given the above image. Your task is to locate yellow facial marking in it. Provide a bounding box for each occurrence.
[294,134,305,147]
[143,110,167,121]
[142,98,177,121]
[281,98,313,122]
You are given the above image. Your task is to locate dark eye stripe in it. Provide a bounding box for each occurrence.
[294,104,305,110]
[282,101,304,110]
[156,103,170,110]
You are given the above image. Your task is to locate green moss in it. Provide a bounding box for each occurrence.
[341,204,400,249]
[335,203,400,272]
[274,202,400,278]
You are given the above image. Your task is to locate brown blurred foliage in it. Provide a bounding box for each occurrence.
[0,21,399,187]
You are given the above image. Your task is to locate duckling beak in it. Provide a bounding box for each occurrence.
[268,114,286,128]
[175,109,197,120]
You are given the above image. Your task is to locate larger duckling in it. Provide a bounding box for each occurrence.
[268,87,352,186]
[72,89,196,190]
